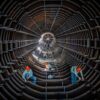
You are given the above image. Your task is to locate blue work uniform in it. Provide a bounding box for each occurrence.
[71,66,78,84]
[22,69,36,84]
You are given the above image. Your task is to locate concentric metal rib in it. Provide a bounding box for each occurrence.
[0,0,100,100]
[50,0,63,31]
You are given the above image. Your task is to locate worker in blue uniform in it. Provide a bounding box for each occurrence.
[71,66,84,84]
[22,66,36,84]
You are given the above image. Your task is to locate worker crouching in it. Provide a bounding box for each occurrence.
[22,66,36,84]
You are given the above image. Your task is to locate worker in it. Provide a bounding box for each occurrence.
[71,66,84,84]
[22,66,36,84]
[76,66,84,81]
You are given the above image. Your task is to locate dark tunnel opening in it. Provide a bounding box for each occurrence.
[0,0,100,100]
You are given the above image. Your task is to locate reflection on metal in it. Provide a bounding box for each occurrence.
[38,32,56,50]
[32,32,66,65]
[48,74,53,79]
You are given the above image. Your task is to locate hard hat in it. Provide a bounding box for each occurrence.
[76,66,81,72]
[25,66,30,71]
